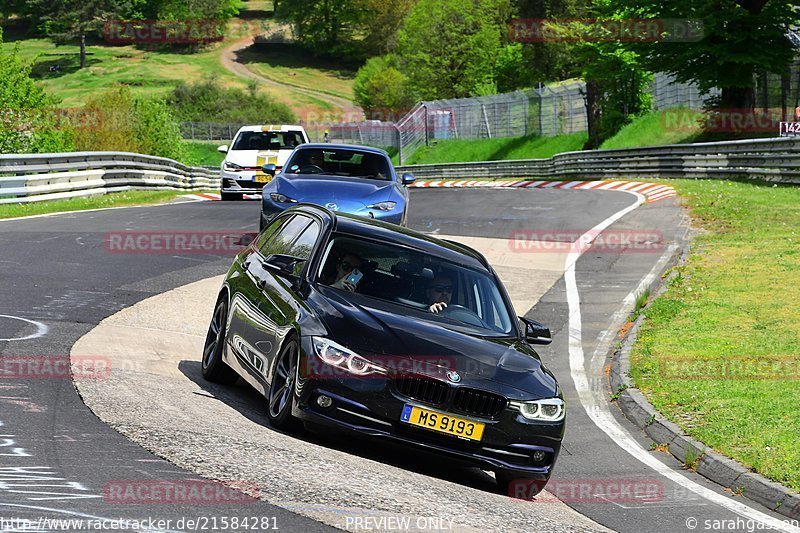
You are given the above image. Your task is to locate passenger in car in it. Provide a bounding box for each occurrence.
[427,275,453,313]
[322,252,364,292]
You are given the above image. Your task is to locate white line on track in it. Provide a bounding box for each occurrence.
[564,192,800,532]
[0,315,48,341]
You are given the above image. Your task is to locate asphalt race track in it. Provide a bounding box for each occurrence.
[0,189,796,532]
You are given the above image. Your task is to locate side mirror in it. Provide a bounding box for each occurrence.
[263,254,307,280]
[520,317,552,345]
[401,173,416,185]
[217,145,228,154]
[261,163,277,176]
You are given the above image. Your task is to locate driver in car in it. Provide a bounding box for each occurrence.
[427,275,453,313]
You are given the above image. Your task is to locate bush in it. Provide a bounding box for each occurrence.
[75,86,185,160]
[168,77,296,124]
[353,55,415,119]
[0,30,74,153]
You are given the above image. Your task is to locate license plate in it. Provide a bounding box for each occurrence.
[254,175,272,184]
[400,404,485,441]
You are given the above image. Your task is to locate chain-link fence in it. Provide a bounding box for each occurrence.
[181,66,800,163]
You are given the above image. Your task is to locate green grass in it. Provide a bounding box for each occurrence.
[3,17,346,118]
[401,133,588,165]
[183,141,226,166]
[237,43,356,102]
[630,179,800,491]
[599,108,703,150]
[0,190,199,219]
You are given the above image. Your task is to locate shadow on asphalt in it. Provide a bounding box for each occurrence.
[178,359,502,496]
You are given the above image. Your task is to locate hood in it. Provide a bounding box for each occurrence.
[306,288,558,399]
[275,175,394,208]
[225,149,293,168]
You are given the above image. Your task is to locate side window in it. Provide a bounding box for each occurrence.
[286,221,321,275]
[259,215,311,256]
[255,216,289,251]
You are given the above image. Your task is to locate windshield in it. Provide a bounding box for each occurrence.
[231,131,305,151]
[284,148,392,180]
[316,235,515,336]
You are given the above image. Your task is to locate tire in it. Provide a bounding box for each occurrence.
[496,472,546,500]
[221,192,243,201]
[266,338,299,430]
[201,297,239,385]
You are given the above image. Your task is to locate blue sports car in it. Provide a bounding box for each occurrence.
[259,144,415,230]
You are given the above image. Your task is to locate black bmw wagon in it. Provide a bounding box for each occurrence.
[201,204,565,495]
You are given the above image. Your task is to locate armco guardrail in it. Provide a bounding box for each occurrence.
[0,152,219,204]
[397,137,800,184]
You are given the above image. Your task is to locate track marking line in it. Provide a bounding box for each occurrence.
[563,192,800,532]
[0,315,48,341]
[411,179,676,203]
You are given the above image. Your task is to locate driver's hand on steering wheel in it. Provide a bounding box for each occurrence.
[429,302,447,313]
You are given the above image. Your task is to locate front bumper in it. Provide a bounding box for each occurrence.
[293,339,564,479]
[221,170,274,195]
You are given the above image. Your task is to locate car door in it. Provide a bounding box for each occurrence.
[227,214,310,392]
[229,214,322,392]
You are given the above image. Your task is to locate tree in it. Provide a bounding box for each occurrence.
[26,0,122,69]
[511,0,589,81]
[353,55,415,118]
[358,0,418,54]
[0,29,73,153]
[276,0,365,55]
[396,0,512,100]
[608,0,799,110]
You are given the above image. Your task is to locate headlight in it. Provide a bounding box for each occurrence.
[509,398,565,422]
[311,337,386,376]
[270,193,298,204]
[223,161,243,172]
[367,201,396,211]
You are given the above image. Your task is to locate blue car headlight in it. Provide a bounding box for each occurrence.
[270,193,298,204]
[367,201,397,211]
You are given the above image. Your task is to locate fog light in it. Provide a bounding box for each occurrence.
[317,395,333,408]
[532,450,547,463]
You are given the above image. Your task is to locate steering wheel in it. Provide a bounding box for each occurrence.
[298,165,324,174]
[440,304,484,327]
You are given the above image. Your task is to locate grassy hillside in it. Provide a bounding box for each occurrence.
[599,108,703,150]
[2,11,349,118]
[401,133,588,165]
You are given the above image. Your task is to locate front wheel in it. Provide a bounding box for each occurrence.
[201,298,239,385]
[267,339,299,429]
